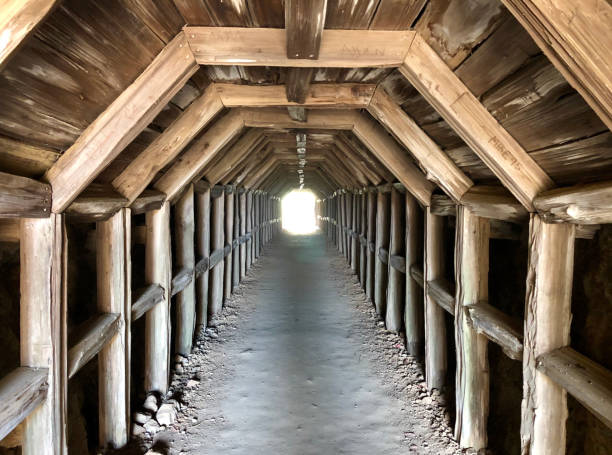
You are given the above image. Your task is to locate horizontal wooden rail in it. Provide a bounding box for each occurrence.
[68,313,121,379]
[537,347,612,430]
[209,248,224,270]
[427,278,455,315]
[467,302,523,360]
[378,247,388,264]
[409,264,424,288]
[170,267,193,297]
[389,254,406,273]
[0,367,48,440]
[131,284,165,321]
[195,257,209,277]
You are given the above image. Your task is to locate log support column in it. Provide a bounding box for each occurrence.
[239,189,247,281]
[350,192,359,274]
[97,208,131,449]
[520,216,575,455]
[405,194,423,356]
[246,190,253,271]
[20,215,67,455]
[424,207,446,388]
[374,189,390,317]
[174,185,196,355]
[224,187,234,301]
[145,201,172,395]
[454,206,490,450]
[209,187,225,319]
[232,191,240,291]
[386,186,405,332]
[195,183,211,329]
[366,190,376,302]
[359,192,367,289]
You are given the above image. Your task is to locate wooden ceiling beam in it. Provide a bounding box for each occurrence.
[154,110,244,201]
[0,0,59,71]
[185,27,414,67]
[240,108,357,130]
[334,137,382,185]
[284,0,327,103]
[368,86,473,201]
[353,113,435,207]
[45,32,198,212]
[0,171,51,218]
[216,83,375,108]
[500,0,612,131]
[204,129,263,185]
[112,84,223,203]
[400,33,554,211]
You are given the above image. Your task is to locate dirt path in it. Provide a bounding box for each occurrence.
[120,233,462,455]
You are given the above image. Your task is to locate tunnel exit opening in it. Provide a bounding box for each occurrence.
[281,190,318,235]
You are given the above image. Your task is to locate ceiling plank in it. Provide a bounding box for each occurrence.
[112,84,223,203]
[0,0,59,71]
[216,83,375,107]
[154,110,244,200]
[45,32,198,212]
[286,68,316,104]
[400,33,554,211]
[185,27,414,67]
[368,86,473,201]
[204,129,263,185]
[353,113,435,206]
[500,0,612,131]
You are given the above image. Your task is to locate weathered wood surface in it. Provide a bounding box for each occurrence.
[209,192,225,319]
[241,108,356,130]
[0,0,59,71]
[67,313,121,379]
[500,0,612,131]
[536,347,612,430]
[45,33,197,212]
[368,87,472,201]
[0,367,48,441]
[0,219,20,243]
[170,267,194,298]
[186,27,414,67]
[374,191,390,317]
[386,187,405,333]
[467,302,523,361]
[96,209,130,449]
[66,184,128,222]
[404,193,422,355]
[131,284,165,322]
[224,189,235,300]
[0,171,51,218]
[204,129,262,185]
[195,186,211,329]
[353,113,435,207]
[20,215,67,455]
[521,217,575,455]
[365,191,376,302]
[400,34,554,210]
[533,181,612,225]
[409,264,424,288]
[426,278,455,316]
[130,189,166,215]
[113,85,223,203]
[454,207,489,450]
[144,202,172,395]
[461,186,528,223]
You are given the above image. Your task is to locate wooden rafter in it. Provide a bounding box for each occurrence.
[204,129,263,185]
[45,32,198,212]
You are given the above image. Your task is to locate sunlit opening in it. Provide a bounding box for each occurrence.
[282,190,318,235]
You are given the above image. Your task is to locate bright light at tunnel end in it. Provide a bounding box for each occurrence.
[282,190,319,235]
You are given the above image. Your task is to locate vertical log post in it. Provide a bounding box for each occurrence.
[239,189,247,281]
[520,216,575,455]
[359,192,367,289]
[246,190,253,271]
[232,191,240,290]
[209,187,225,319]
[195,183,211,329]
[405,193,424,356]
[424,207,446,387]
[145,202,172,395]
[224,187,234,301]
[174,185,196,355]
[97,208,131,449]
[351,192,359,274]
[20,215,67,455]
[374,189,390,317]
[454,206,490,450]
[254,193,260,260]
[346,192,353,263]
[386,186,405,332]
[366,190,376,302]
[339,192,345,255]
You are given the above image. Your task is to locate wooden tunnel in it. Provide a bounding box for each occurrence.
[0,0,611,454]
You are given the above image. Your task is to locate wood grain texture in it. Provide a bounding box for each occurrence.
[185,27,414,67]
[131,284,165,322]
[204,130,263,185]
[467,302,523,361]
[400,34,554,211]
[0,367,48,441]
[45,32,197,212]
[0,171,51,218]
[374,191,390,317]
[113,84,223,203]
[404,193,423,356]
[0,135,60,178]
[385,187,405,332]
[533,181,612,224]
[66,184,128,222]
[521,216,575,455]
[130,189,166,215]
[195,186,211,328]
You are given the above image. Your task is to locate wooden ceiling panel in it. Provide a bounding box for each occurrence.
[247,0,284,27]
[204,0,252,26]
[369,0,426,30]
[324,0,380,29]
[121,0,185,42]
[172,0,215,24]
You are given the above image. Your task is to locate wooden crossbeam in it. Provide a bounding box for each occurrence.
[466,302,523,361]
[400,34,554,211]
[45,32,198,212]
[368,87,473,201]
[131,284,165,322]
[0,171,51,218]
[185,27,414,68]
[204,130,263,185]
[501,0,612,130]
[241,108,357,130]
[112,84,223,203]
[66,184,128,222]
[0,0,59,71]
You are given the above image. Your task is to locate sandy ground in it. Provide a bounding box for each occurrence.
[115,233,463,455]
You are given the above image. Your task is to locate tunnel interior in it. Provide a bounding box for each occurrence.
[0,1,612,454]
